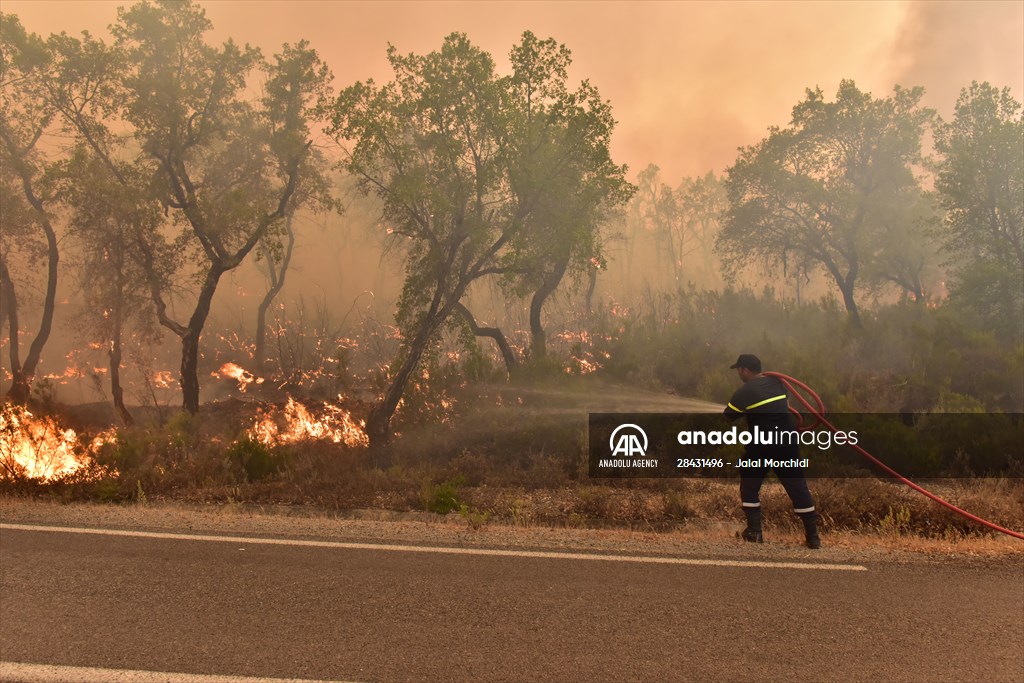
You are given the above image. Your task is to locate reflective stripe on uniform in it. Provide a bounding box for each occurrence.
[741,502,761,507]
[793,506,815,513]
[745,394,787,410]
[726,403,743,413]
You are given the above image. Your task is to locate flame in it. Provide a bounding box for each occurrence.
[0,404,113,481]
[215,362,264,392]
[153,371,175,389]
[249,397,368,448]
[42,366,87,384]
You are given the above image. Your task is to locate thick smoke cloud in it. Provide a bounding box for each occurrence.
[888,1,1024,115]
[13,1,1017,179]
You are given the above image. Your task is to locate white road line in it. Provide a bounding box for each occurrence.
[0,662,356,683]
[0,522,868,571]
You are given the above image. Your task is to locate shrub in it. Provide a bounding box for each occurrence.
[227,437,285,482]
[421,476,465,514]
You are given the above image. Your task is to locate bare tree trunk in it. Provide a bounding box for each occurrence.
[180,267,225,414]
[181,330,201,414]
[839,281,862,329]
[254,212,296,370]
[254,298,272,371]
[17,213,59,397]
[0,258,21,398]
[366,313,445,445]
[454,302,517,375]
[0,143,59,401]
[529,256,569,360]
[109,299,133,426]
[585,266,598,317]
[822,255,863,330]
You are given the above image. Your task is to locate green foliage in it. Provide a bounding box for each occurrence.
[165,411,200,448]
[718,80,936,326]
[458,503,491,530]
[91,414,238,495]
[518,352,567,379]
[934,82,1023,342]
[831,415,943,476]
[421,476,466,514]
[227,437,285,482]
[326,31,632,440]
[879,504,912,537]
[91,478,122,503]
[587,287,1021,415]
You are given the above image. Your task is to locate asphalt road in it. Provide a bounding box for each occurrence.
[1,524,1022,683]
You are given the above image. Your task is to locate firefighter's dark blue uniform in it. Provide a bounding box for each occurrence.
[724,373,817,535]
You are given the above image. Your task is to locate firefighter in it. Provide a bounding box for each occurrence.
[723,354,821,549]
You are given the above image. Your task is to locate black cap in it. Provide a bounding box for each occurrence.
[730,354,762,372]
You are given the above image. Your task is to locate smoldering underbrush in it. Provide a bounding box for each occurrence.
[3,286,1023,539]
[3,376,1022,541]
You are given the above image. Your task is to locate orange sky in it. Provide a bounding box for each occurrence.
[5,0,1023,182]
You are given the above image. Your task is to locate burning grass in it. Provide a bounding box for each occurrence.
[0,403,113,482]
[214,362,264,392]
[249,397,368,448]
[3,381,1022,544]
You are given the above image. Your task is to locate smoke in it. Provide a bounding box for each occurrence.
[3,0,1022,410]
[1,0,923,180]
[888,1,1024,114]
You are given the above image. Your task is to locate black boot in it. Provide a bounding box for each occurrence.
[741,506,763,543]
[799,511,821,549]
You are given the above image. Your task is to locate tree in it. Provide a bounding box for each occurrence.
[0,13,60,403]
[502,32,633,360]
[328,34,520,444]
[41,1,332,413]
[632,164,682,288]
[253,147,338,371]
[328,32,631,443]
[116,3,332,413]
[627,166,724,293]
[864,189,941,304]
[55,146,163,425]
[717,80,934,327]
[676,171,727,290]
[23,18,176,420]
[934,82,1024,340]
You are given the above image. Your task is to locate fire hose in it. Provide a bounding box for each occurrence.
[763,371,1024,540]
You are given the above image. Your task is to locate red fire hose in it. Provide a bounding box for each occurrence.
[763,371,1024,540]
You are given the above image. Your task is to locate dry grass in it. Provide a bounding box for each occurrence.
[3,394,1022,548]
